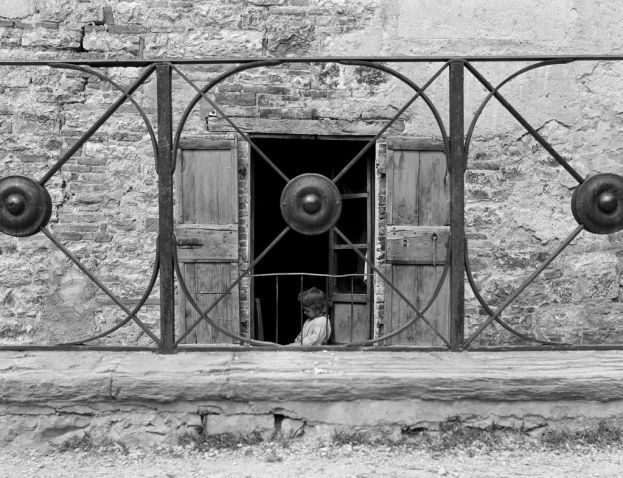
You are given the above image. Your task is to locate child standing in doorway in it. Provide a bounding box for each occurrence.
[289,287,331,346]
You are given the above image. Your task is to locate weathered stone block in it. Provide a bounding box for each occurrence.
[82,30,140,55]
[205,414,274,438]
[21,27,82,49]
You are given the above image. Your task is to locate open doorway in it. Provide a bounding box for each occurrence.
[251,136,374,345]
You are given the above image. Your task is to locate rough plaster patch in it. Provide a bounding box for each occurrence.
[0,0,35,19]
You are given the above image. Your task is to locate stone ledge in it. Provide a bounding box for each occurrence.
[2,350,623,403]
[1,350,623,446]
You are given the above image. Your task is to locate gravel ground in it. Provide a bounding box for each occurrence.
[1,442,622,478]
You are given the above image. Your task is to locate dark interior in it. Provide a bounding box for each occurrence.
[251,136,371,344]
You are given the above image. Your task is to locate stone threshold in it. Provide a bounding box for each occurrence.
[1,350,623,446]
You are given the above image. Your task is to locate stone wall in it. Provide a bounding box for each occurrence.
[1,0,622,346]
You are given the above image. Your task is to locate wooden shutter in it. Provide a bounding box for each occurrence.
[384,137,450,345]
[176,137,239,343]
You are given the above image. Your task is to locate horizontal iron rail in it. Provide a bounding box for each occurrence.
[4,55,623,66]
[0,345,159,352]
[4,343,623,352]
[253,272,373,278]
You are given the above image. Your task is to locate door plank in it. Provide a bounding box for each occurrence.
[418,151,450,226]
[387,149,420,225]
[386,264,418,345]
[416,265,450,346]
[193,149,237,225]
[333,303,369,343]
[196,292,236,344]
[182,263,198,344]
[181,150,197,224]
[195,263,230,293]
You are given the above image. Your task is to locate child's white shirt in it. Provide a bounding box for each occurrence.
[291,315,331,346]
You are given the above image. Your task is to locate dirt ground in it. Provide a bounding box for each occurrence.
[1,442,622,478]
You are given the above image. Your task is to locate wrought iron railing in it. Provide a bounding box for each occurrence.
[0,56,622,352]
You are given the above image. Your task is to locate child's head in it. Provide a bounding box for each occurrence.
[298,287,328,318]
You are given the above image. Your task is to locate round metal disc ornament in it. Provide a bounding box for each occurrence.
[571,173,623,234]
[280,173,342,235]
[0,176,52,237]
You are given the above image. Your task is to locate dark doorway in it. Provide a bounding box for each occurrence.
[251,136,373,344]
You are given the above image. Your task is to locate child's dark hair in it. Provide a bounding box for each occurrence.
[298,287,328,317]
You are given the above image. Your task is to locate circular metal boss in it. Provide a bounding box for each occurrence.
[0,176,53,237]
[571,173,623,234]
[280,173,342,235]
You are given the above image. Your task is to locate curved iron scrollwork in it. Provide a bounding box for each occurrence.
[170,59,452,348]
[0,63,161,348]
[460,58,621,349]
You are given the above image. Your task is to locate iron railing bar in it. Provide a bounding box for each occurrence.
[464,62,584,184]
[299,275,304,346]
[325,275,330,343]
[156,63,176,354]
[58,241,161,346]
[38,64,156,186]
[448,59,466,351]
[463,224,584,349]
[170,64,290,183]
[252,272,373,278]
[174,345,455,352]
[350,276,354,342]
[334,227,451,347]
[10,343,623,352]
[5,55,623,67]
[333,61,451,184]
[0,345,159,351]
[463,239,569,346]
[464,59,573,159]
[175,226,290,346]
[40,227,162,346]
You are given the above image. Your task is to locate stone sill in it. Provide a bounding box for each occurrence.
[2,349,622,403]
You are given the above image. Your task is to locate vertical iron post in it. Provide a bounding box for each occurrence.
[157,63,176,353]
[449,60,466,350]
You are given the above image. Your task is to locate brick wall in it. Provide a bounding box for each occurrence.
[1,0,622,346]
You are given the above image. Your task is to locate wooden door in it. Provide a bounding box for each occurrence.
[176,137,240,343]
[384,137,450,345]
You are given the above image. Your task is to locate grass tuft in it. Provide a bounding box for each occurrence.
[542,421,623,449]
[180,431,265,451]
[331,417,622,453]
[57,433,128,454]
[57,419,623,456]
[332,430,382,447]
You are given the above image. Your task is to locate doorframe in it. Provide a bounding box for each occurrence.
[248,133,376,343]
